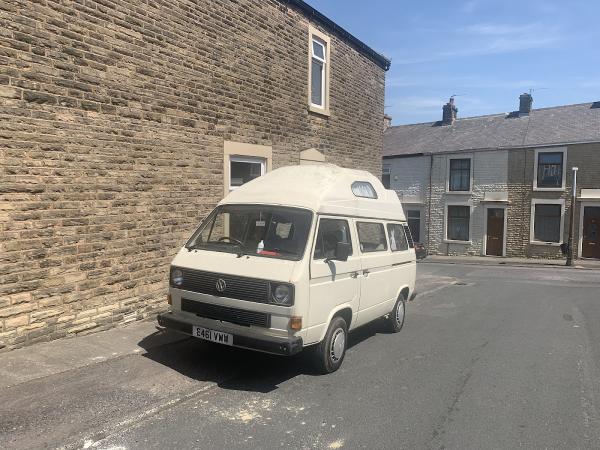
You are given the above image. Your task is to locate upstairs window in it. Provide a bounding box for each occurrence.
[382,164,391,189]
[308,27,330,115]
[448,158,471,192]
[536,150,566,189]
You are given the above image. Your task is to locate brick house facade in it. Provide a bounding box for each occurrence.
[383,96,600,260]
[0,0,390,350]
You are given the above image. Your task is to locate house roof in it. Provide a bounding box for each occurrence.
[287,0,391,71]
[221,164,406,221]
[383,102,600,157]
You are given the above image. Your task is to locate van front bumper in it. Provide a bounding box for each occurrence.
[157,312,303,356]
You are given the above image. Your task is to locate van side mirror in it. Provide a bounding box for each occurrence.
[332,242,351,262]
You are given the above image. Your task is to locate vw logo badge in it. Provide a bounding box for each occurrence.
[215,278,227,293]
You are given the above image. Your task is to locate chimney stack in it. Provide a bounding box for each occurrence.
[519,92,533,116]
[383,114,392,131]
[442,97,458,125]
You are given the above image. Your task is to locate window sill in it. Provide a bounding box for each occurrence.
[308,104,330,117]
[444,239,472,245]
[446,190,472,195]
[529,241,562,247]
[533,187,565,192]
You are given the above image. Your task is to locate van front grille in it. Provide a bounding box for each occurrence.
[181,298,271,328]
[176,268,269,303]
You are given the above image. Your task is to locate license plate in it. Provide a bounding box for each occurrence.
[192,326,233,346]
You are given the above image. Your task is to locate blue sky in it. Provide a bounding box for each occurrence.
[306,0,600,125]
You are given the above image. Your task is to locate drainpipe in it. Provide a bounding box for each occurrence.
[566,167,578,266]
[427,153,433,255]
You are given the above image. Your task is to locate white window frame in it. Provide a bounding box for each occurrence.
[228,156,265,191]
[530,198,565,246]
[482,204,508,257]
[533,147,567,192]
[308,26,331,116]
[446,155,473,194]
[444,202,473,244]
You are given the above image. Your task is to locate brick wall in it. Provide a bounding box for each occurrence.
[0,0,386,349]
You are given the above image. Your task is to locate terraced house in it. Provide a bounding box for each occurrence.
[383,94,600,260]
[0,0,390,349]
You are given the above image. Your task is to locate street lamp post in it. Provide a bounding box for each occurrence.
[566,166,578,266]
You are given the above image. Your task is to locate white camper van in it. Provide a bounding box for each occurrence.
[158,164,416,373]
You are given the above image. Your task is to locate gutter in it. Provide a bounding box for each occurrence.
[383,138,600,159]
[285,0,391,71]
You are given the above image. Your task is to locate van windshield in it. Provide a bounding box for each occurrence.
[186,205,313,261]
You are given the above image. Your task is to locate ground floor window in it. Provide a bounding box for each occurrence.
[406,210,421,243]
[229,156,265,190]
[533,203,562,243]
[447,205,470,241]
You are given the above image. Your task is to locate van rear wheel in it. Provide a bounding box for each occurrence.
[386,294,406,333]
[313,316,348,374]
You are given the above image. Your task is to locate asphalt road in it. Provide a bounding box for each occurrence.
[5,263,600,450]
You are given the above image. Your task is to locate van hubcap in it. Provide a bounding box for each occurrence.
[396,301,405,325]
[330,328,345,362]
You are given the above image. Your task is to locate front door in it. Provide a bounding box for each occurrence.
[582,207,600,259]
[486,208,504,256]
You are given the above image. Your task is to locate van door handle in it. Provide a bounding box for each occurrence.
[363,270,370,277]
[350,272,358,278]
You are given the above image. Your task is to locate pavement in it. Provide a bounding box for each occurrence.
[420,254,600,269]
[2,262,600,449]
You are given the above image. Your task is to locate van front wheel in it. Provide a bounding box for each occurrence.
[386,294,406,333]
[313,316,348,374]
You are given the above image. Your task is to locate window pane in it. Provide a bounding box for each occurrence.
[534,204,561,242]
[404,224,415,248]
[314,219,353,260]
[382,174,390,189]
[351,181,377,198]
[387,224,408,252]
[449,158,471,191]
[312,39,325,60]
[357,222,387,252]
[311,59,323,106]
[447,206,470,241]
[188,205,313,260]
[230,160,263,187]
[537,152,563,188]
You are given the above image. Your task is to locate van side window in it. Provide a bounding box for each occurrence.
[314,219,353,260]
[357,222,388,252]
[387,223,408,251]
[403,224,415,248]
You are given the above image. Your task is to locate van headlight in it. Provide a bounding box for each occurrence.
[171,268,184,287]
[269,283,294,306]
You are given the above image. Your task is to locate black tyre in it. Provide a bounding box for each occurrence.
[386,294,406,333]
[313,316,348,374]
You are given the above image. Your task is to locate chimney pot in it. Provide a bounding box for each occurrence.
[519,92,533,116]
[442,97,458,125]
[383,114,392,131]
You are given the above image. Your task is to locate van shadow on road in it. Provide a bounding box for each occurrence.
[138,318,391,394]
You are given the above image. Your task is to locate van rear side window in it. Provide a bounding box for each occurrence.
[357,222,387,252]
[387,223,409,251]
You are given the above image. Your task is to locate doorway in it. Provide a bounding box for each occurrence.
[582,206,600,259]
[485,208,505,256]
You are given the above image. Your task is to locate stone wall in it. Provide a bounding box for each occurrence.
[507,142,600,258]
[0,0,386,349]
